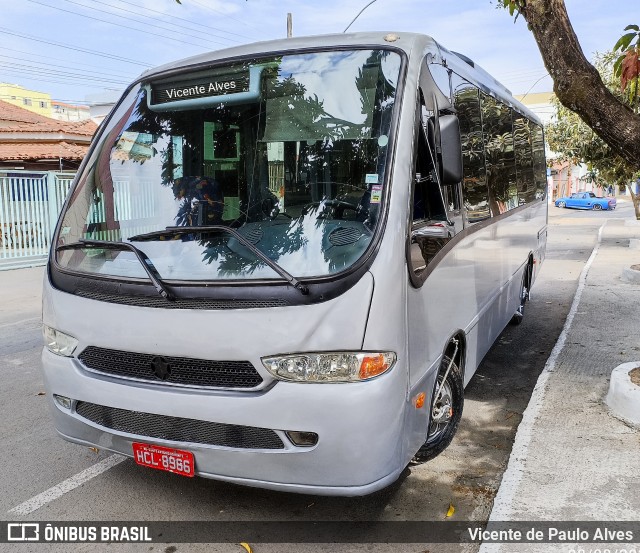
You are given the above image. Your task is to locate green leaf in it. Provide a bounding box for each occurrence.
[623,24,640,32]
[613,32,636,52]
[614,54,625,77]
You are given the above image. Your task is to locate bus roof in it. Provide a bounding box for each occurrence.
[139,31,541,125]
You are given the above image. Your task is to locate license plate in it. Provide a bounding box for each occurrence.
[132,443,195,477]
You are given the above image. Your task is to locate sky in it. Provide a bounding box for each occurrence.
[0,0,632,106]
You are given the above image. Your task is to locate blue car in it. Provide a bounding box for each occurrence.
[555,192,616,211]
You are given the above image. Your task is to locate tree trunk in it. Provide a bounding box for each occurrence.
[627,185,640,220]
[520,0,640,171]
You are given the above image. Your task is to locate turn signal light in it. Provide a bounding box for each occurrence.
[359,354,393,379]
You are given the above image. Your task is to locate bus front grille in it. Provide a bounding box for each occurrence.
[75,290,289,310]
[78,346,263,389]
[75,401,285,450]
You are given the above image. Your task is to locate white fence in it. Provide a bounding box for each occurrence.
[0,171,75,269]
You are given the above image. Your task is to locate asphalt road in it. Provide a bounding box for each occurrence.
[1,199,634,553]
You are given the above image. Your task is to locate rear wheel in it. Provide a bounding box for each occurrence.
[510,265,530,326]
[412,355,464,463]
[593,203,602,211]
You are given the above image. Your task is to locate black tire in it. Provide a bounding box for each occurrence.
[412,356,464,463]
[592,203,602,211]
[558,201,566,208]
[510,268,530,326]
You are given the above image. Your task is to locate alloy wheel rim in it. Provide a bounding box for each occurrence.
[428,379,453,442]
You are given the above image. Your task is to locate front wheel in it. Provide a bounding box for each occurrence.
[412,356,464,463]
[557,201,566,208]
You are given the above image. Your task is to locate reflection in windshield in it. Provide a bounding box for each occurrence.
[56,49,401,281]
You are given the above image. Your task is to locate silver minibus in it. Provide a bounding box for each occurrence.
[42,32,547,495]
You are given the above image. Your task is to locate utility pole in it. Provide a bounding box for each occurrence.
[287,13,292,38]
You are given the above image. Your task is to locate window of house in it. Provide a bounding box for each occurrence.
[23,98,32,106]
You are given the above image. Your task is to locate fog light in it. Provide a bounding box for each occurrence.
[43,325,78,357]
[53,394,72,410]
[285,431,318,447]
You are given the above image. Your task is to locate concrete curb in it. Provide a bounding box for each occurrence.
[621,266,640,284]
[605,362,640,427]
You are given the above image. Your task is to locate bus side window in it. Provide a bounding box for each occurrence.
[451,74,490,225]
[408,102,452,279]
[531,124,547,199]
[514,114,536,205]
[481,94,518,215]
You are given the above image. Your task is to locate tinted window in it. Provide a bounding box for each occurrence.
[531,124,547,199]
[481,95,517,215]
[452,76,489,224]
[513,114,536,205]
[55,50,402,282]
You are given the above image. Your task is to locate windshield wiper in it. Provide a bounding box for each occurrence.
[128,225,309,295]
[56,239,175,301]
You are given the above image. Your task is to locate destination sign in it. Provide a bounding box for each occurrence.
[151,74,250,105]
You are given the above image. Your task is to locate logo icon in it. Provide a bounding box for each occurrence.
[7,523,39,541]
[150,356,172,380]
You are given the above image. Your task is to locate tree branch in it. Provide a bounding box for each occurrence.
[520,0,640,170]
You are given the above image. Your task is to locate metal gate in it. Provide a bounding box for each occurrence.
[0,171,75,270]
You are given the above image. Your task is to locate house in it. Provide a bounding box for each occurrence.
[0,100,97,171]
[51,101,91,122]
[0,83,52,118]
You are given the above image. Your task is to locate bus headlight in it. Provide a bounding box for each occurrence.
[43,325,78,357]
[262,352,396,382]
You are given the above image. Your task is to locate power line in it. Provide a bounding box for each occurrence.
[60,0,243,46]
[188,0,259,29]
[24,0,223,51]
[0,93,113,106]
[0,27,150,67]
[0,70,127,90]
[0,62,130,85]
[0,70,125,89]
[80,0,252,42]
[0,46,137,75]
[0,55,136,82]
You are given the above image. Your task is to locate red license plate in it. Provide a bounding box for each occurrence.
[132,442,195,477]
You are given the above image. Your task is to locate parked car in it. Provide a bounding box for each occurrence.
[554,192,616,211]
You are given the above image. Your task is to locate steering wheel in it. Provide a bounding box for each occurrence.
[302,200,361,220]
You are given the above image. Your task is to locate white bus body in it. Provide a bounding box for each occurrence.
[42,32,547,496]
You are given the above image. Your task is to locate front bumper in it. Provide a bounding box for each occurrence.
[42,349,407,496]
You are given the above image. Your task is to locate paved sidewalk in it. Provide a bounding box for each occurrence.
[483,217,640,551]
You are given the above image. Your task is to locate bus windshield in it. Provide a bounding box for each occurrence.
[56,49,401,282]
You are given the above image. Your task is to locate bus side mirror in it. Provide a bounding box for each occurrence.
[438,114,463,186]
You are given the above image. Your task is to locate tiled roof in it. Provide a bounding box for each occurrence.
[0,141,89,161]
[0,100,47,124]
[0,100,97,136]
